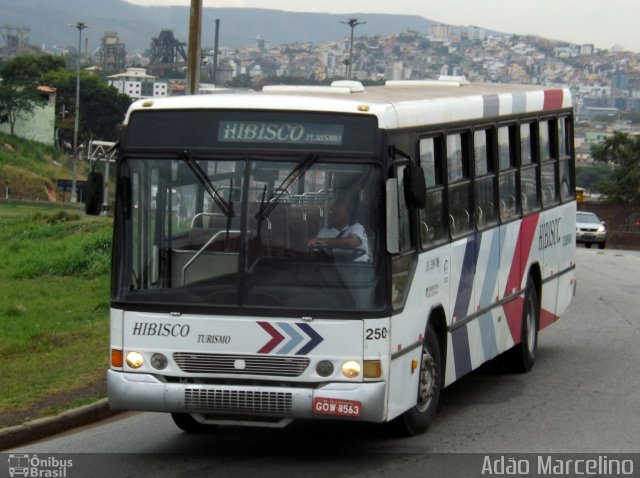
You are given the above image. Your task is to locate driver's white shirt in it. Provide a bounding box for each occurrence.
[316,223,369,262]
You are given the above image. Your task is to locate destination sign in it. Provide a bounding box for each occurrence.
[124,110,377,153]
[219,121,344,146]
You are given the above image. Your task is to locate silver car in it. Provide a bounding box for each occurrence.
[576,211,607,249]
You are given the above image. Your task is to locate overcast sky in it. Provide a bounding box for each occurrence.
[124,0,640,52]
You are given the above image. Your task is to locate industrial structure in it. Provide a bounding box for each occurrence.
[148,29,187,74]
[98,31,126,72]
[0,25,35,58]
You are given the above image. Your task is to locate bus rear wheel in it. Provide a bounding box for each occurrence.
[391,324,442,436]
[507,276,539,373]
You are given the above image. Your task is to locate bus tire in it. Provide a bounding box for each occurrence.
[171,413,216,433]
[391,324,442,436]
[509,276,539,373]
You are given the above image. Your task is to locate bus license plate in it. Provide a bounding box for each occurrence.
[313,397,362,417]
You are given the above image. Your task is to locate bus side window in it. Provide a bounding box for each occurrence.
[498,125,519,220]
[520,122,540,214]
[419,137,446,246]
[558,116,575,202]
[540,120,559,207]
[474,128,497,228]
[446,132,472,236]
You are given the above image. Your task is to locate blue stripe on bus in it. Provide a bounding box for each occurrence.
[478,229,501,308]
[512,92,527,114]
[452,324,472,378]
[478,312,498,361]
[453,236,479,322]
[477,230,501,360]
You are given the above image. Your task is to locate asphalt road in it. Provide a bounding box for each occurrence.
[4,247,640,477]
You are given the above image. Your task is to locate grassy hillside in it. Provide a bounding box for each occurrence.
[0,203,112,428]
[0,132,85,202]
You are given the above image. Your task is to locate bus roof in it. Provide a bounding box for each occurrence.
[124,79,572,130]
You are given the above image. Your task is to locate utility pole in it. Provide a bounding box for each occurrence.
[212,18,220,85]
[186,0,203,95]
[70,21,87,203]
[340,18,365,79]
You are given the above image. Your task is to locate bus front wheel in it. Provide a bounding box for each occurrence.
[391,324,442,436]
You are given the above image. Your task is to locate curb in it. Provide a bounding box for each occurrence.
[0,399,118,451]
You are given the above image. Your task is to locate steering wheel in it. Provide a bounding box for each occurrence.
[309,243,334,261]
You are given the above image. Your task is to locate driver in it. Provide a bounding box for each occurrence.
[307,198,369,262]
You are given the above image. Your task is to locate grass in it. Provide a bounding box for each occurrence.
[0,203,112,426]
[0,132,74,202]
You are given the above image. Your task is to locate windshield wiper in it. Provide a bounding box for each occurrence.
[255,153,318,221]
[182,150,235,218]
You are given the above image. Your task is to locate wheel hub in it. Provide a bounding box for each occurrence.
[417,351,437,412]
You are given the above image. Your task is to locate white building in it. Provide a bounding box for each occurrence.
[0,86,56,145]
[430,24,451,42]
[467,26,486,42]
[107,68,167,99]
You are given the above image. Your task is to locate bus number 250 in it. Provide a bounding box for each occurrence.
[366,327,388,340]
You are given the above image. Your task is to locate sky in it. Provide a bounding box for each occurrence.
[124,0,640,52]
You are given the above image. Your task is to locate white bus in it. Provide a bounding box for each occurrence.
[104,78,576,435]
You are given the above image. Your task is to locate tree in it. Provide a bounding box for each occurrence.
[590,131,640,204]
[0,55,66,85]
[0,55,63,136]
[41,69,131,145]
[575,163,613,193]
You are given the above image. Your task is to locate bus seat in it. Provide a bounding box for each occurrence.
[476,205,485,227]
[448,214,457,235]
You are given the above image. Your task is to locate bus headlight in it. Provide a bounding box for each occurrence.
[316,360,334,377]
[341,360,361,378]
[150,353,168,370]
[126,351,144,369]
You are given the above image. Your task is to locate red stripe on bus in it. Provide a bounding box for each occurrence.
[504,214,539,342]
[257,321,285,353]
[543,89,564,110]
[539,307,558,330]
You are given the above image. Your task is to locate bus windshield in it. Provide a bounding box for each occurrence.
[113,155,385,314]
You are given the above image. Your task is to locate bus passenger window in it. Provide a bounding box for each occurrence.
[540,121,559,207]
[474,129,497,228]
[520,123,533,165]
[419,137,446,246]
[558,117,574,202]
[420,191,445,245]
[539,120,551,162]
[541,163,559,206]
[419,137,439,188]
[446,132,472,236]
[520,123,539,214]
[498,125,519,220]
[498,126,514,171]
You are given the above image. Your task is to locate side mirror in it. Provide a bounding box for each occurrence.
[403,166,426,209]
[85,171,104,215]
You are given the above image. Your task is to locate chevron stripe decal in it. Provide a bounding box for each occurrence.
[295,323,324,355]
[257,321,324,355]
[256,322,285,353]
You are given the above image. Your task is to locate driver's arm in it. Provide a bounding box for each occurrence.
[308,234,361,248]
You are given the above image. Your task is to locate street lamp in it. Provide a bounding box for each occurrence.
[340,18,366,79]
[70,21,87,203]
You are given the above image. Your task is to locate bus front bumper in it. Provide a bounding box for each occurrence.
[107,370,387,424]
